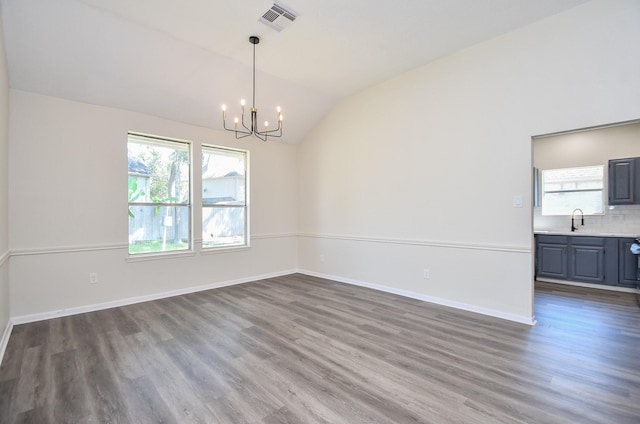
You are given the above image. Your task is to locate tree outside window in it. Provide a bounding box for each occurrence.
[127,134,191,254]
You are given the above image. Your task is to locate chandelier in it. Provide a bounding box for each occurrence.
[222,36,283,141]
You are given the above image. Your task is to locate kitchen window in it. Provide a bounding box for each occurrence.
[128,133,191,255]
[541,165,604,215]
[201,145,248,249]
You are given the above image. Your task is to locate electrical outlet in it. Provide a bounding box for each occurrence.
[89,272,98,284]
[423,269,430,279]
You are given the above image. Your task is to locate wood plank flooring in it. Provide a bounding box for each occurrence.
[1,274,639,423]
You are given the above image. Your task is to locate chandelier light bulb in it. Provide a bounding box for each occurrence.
[264,121,269,128]
[277,106,281,113]
[222,104,227,111]
[240,99,246,106]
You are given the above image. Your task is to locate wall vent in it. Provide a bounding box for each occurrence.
[259,3,298,32]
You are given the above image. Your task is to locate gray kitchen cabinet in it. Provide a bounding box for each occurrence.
[570,238,605,283]
[608,157,640,205]
[619,238,640,287]
[535,235,620,285]
[536,235,569,280]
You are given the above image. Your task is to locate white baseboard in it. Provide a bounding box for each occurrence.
[11,269,298,325]
[536,278,638,293]
[299,270,536,326]
[0,319,13,365]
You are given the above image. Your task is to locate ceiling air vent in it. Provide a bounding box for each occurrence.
[259,3,298,32]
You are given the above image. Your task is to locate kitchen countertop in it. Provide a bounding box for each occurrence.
[534,230,640,238]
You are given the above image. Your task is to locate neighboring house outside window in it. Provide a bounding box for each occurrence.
[128,157,151,203]
[128,133,191,254]
[541,165,604,215]
[202,145,248,249]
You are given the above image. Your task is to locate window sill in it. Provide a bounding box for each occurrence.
[200,245,251,255]
[125,250,196,263]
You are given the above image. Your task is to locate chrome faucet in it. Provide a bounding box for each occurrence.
[571,208,584,232]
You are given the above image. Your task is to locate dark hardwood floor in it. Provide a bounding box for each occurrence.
[0,274,639,423]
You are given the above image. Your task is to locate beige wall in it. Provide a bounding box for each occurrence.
[8,90,298,317]
[534,122,640,170]
[297,0,640,322]
[0,9,10,341]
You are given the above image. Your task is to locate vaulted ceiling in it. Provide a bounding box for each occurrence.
[0,0,589,143]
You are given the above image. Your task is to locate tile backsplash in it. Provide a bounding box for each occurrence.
[534,205,640,236]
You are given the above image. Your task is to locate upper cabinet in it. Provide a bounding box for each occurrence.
[608,157,640,205]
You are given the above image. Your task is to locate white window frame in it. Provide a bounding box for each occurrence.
[127,132,193,257]
[201,144,249,250]
[540,165,604,216]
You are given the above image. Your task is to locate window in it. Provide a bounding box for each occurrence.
[128,134,191,254]
[541,165,604,215]
[202,145,248,249]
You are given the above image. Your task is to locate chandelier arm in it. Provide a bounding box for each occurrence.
[222,117,251,136]
[255,117,283,137]
[221,116,233,131]
[240,108,253,133]
[234,131,253,139]
[255,127,283,137]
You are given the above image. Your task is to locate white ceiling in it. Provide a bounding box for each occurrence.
[0,0,589,143]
